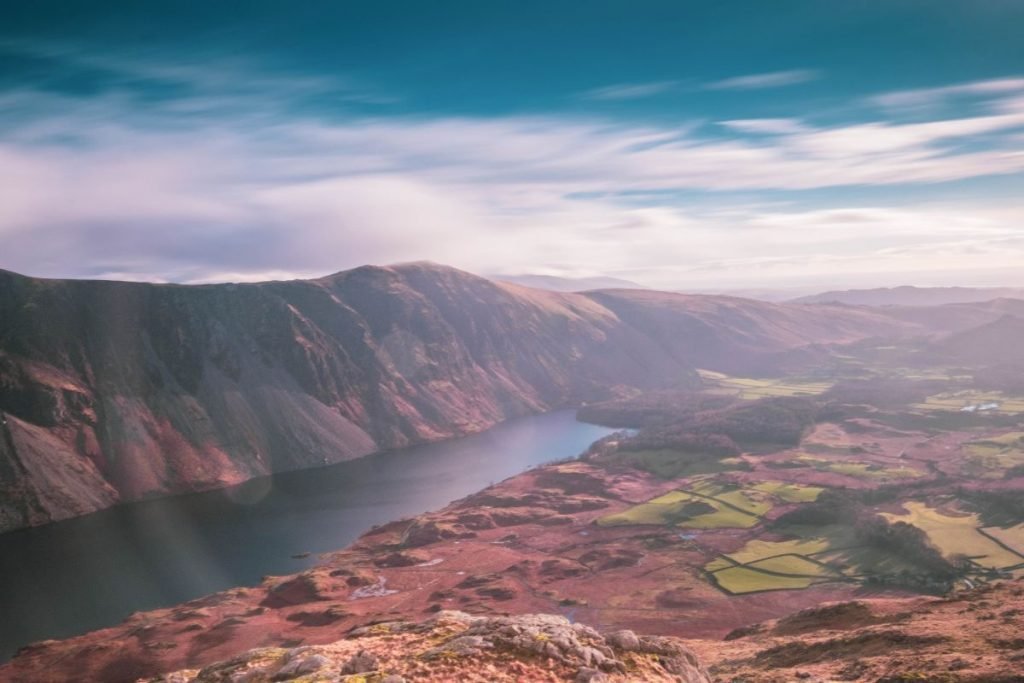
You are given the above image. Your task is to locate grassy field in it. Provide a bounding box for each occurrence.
[883,502,1024,570]
[697,369,833,400]
[705,537,840,594]
[710,565,821,593]
[598,478,822,530]
[795,454,922,480]
[706,538,832,571]
[982,524,1024,557]
[751,481,824,503]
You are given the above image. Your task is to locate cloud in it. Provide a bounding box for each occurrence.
[1,52,1024,288]
[872,77,1024,111]
[718,118,809,135]
[579,81,679,100]
[705,69,820,90]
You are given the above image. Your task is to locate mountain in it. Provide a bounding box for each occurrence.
[931,314,1024,365]
[493,273,647,292]
[793,285,1024,307]
[0,263,913,533]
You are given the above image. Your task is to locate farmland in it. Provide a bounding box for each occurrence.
[597,478,822,530]
[697,370,833,400]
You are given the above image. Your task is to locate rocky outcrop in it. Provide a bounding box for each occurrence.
[0,262,912,532]
[147,611,711,683]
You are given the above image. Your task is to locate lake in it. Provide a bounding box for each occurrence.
[0,409,613,661]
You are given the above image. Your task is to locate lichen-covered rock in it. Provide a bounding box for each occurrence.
[147,611,711,683]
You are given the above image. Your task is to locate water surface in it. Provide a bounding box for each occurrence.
[0,410,613,661]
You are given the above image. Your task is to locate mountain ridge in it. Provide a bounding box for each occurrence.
[0,262,914,533]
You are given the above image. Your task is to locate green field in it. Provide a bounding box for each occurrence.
[710,565,821,593]
[982,524,1024,557]
[705,537,841,594]
[795,454,922,480]
[697,369,832,400]
[883,502,1024,570]
[751,481,824,503]
[597,488,763,529]
[598,479,822,530]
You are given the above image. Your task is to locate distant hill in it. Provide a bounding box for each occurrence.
[494,273,646,292]
[794,285,1024,306]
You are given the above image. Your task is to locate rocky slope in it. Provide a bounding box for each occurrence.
[694,582,1024,682]
[0,262,912,532]
[149,610,710,683]
[5,454,1023,683]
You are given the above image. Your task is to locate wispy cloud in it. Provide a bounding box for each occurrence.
[1,50,1023,288]
[705,69,820,90]
[579,81,679,100]
[718,118,810,135]
[872,77,1024,111]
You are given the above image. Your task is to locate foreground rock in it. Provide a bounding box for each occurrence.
[148,611,710,683]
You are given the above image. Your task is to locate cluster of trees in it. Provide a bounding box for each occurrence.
[959,487,1024,526]
[621,430,740,456]
[820,378,939,409]
[854,517,961,581]
[685,396,818,446]
[577,391,732,428]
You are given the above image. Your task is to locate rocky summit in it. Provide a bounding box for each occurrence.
[149,611,710,683]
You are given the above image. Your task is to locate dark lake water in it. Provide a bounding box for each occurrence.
[0,410,613,661]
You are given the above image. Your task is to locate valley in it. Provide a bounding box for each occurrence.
[5,303,1024,681]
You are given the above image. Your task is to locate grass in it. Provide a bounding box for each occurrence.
[795,454,922,480]
[751,481,824,503]
[710,566,820,593]
[599,478,827,530]
[882,502,1024,570]
[705,538,840,594]
[981,524,1024,558]
[706,538,832,571]
[697,369,832,400]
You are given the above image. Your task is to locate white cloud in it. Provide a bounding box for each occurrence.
[2,64,1024,288]
[719,118,809,135]
[705,69,820,90]
[580,81,679,100]
[872,77,1024,111]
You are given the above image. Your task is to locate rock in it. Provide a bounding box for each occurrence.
[340,649,378,675]
[575,668,608,683]
[274,653,329,679]
[606,630,639,651]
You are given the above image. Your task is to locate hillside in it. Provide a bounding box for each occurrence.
[0,263,913,533]
[794,285,1024,307]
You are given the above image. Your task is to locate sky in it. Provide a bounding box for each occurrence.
[2,1,1024,291]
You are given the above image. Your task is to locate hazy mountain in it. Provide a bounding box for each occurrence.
[0,263,911,533]
[793,285,1024,306]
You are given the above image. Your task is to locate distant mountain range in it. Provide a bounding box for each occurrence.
[793,285,1024,306]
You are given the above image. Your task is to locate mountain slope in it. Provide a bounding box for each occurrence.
[0,263,914,533]
[794,285,1024,307]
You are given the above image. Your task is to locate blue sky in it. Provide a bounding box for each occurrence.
[2,1,1024,290]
